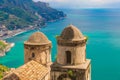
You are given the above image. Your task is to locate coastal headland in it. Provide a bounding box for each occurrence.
[0,0,66,40]
[0,40,14,56]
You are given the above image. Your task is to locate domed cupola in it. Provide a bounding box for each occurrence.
[57,25,87,47]
[24,32,51,45]
[56,25,87,65]
[24,32,52,66]
[61,25,84,40]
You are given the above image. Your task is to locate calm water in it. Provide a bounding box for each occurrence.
[1,9,120,80]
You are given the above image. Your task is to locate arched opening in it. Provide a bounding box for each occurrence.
[32,53,35,58]
[57,74,76,80]
[66,51,71,64]
[57,74,71,80]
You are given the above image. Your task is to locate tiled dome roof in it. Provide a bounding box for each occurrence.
[24,32,51,45]
[60,25,84,41]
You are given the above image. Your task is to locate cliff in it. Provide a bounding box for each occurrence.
[0,40,14,56]
[0,0,66,30]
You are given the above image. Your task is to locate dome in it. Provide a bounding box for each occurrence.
[60,25,84,41]
[24,32,51,45]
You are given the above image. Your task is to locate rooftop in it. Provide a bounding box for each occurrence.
[24,32,51,45]
[59,25,85,41]
[3,60,49,80]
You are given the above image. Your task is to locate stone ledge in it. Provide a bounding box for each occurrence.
[52,59,91,70]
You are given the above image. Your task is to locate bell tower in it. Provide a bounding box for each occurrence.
[51,25,91,80]
[24,32,52,66]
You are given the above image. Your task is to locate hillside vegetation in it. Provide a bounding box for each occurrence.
[0,0,66,30]
[0,64,9,80]
[0,40,8,50]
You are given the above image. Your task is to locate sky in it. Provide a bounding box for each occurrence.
[33,0,120,9]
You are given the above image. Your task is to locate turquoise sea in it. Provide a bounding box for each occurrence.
[1,9,120,80]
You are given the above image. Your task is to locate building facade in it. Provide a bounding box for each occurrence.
[51,25,91,80]
[3,32,52,80]
[3,25,91,80]
[24,32,52,66]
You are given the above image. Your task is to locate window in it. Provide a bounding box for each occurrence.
[32,53,35,58]
[66,51,71,64]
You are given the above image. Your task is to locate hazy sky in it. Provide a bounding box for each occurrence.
[33,0,120,9]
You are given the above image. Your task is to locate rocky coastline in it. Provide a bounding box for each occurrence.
[0,40,14,57]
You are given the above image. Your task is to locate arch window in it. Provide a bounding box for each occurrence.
[66,51,71,64]
[32,53,35,58]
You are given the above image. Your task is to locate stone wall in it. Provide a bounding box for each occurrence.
[24,44,51,66]
[85,64,91,80]
[57,45,86,65]
[51,68,87,80]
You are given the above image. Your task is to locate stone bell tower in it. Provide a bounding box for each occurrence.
[24,32,52,66]
[51,25,91,80]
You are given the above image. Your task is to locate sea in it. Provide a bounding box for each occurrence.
[1,9,120,80]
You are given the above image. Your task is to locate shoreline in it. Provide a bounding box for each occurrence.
[0,17,66,40]
[0,27,36,40]
[0,16,66,40]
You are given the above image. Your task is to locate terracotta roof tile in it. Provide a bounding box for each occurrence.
[3,60,49,80]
